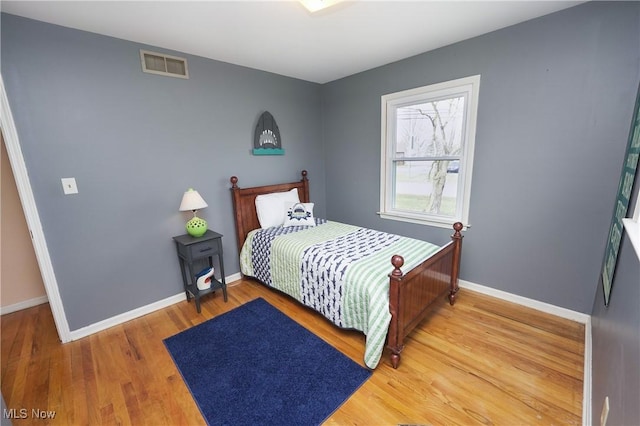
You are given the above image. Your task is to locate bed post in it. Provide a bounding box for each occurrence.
[300,170,309,203]
[448,222,464,305]
[387,255,405,369]
[229,176,245,256]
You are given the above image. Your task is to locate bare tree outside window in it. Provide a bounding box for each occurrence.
[394,97,464,216]
[380,76,479,228]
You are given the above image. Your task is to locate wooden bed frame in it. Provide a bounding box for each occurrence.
[230,170,463,369]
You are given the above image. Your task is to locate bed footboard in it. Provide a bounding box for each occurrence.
[386,222,463,368]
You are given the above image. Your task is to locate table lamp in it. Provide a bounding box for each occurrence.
[179,188,208,237]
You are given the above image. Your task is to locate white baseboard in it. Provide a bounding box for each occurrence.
[226,272,242,284]
[0,295,49,315]
[458,279,590,324]
[458,279,592,425]
[0,274,244,324]
[69,292,187,340]
[69,272,243,341]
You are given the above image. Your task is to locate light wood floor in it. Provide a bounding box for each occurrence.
[1,279,584,425]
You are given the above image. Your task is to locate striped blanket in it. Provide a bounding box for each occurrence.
[240,220,440,369]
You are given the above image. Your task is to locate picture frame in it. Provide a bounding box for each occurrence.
[600,82,640,306]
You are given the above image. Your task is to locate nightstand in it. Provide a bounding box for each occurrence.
[173,230,228,313]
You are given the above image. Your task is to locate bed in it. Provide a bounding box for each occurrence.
[230,170,463,369]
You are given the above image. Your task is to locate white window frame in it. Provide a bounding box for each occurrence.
[379,75,480,229]
[622,192,640,259]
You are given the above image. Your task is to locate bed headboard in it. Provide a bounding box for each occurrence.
[229,170,310,254]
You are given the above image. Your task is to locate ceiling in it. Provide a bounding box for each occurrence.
[1,1,583,84]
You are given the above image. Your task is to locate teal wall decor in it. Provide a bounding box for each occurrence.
[253,111,284,155]
[601,82,640,306]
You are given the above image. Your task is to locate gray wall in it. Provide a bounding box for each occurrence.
[322,1,640,314]
[1,14,325,330]
[591,185,640,422]
[591,227,640,425]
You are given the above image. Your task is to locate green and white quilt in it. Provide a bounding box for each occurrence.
[240,220,440,368]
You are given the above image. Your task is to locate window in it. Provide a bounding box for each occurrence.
[140,50,189,79]
[380,75,480,229]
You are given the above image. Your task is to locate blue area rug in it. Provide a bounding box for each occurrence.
[164,298,371,425]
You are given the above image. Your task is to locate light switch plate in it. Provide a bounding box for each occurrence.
[61,177,78,195]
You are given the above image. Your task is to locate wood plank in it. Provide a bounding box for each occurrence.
[0,279,584,425]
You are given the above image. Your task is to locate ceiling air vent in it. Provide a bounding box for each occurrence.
[140,50,189,79]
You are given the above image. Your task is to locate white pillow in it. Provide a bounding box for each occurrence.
[283,202,315,227]
[255,188,300,228]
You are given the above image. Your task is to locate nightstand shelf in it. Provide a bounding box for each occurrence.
[173,230,228,313]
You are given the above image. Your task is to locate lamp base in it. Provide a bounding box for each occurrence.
[186,217,207,237]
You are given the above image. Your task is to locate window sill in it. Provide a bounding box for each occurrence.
[378,211,469,230]
[622,218,640,261]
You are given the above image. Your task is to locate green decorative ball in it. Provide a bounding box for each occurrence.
[186,217,207,237]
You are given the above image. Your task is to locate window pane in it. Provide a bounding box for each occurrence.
[395,96,465,158]
[393,160,459,217]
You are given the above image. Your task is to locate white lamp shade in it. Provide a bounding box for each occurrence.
[179,189,208,212]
